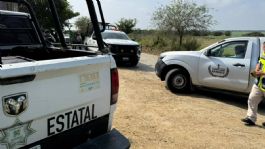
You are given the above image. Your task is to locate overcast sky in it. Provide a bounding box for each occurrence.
[68,0,265,30]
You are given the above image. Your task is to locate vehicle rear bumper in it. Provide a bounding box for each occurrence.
[20,115,130,149]
[74,128,130,149]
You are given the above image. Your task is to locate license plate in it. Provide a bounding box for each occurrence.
[122,57,130,61]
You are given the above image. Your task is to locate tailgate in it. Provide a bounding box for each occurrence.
[0,55,112,148]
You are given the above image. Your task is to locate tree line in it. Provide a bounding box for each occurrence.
[17,0,263,46]
[19,0,212,36]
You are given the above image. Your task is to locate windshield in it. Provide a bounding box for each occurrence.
[200,41,220,52]
[0,15,40,46]
[101,32,130,40]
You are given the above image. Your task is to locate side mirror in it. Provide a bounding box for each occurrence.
[205,50,211,57]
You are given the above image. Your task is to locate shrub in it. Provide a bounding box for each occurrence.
[170,39,179,51]
[224,31,231,36]
[190,30,201,36]
[152,36,167,48]
[213,31,223,36]
[182,37,201,51]
[200,30,211,36]
[243,32,265,37]
[189,30,210,36]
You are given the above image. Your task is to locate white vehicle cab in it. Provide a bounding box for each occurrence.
[155,37,265,94]
[0,0,130,149]
[85,30,141,66]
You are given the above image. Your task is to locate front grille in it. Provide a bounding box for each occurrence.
[110,45,137,54]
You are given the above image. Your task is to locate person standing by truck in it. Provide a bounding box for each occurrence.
[241,42,265,126]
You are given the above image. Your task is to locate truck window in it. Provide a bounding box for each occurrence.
[208,41,248,59]
[0,15,40,46]
[101,32,130,40]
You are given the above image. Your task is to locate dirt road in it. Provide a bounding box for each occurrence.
[113,53,265,149]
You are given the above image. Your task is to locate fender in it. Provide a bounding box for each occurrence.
[163,59,199,85]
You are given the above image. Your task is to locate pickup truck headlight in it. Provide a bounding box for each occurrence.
[159,55,165,60]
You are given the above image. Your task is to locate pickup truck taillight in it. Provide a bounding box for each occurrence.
[111,68,119,105]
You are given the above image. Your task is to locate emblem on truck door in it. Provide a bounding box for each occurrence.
[208,64,229,78]
[0,119,36,149]
[2,93,28,116]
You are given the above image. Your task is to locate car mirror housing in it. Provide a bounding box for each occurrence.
[205,50,210,56]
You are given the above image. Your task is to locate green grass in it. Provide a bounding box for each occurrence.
[129,31,264,55]
[231,32,249,37]
[196,36,226,49]
[231,31,265,37]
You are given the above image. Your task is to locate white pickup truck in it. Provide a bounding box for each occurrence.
[155,37,264,94]
[0,0,129,149]
[84,30,141,66]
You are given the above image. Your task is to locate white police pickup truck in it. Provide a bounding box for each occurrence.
[155,37,264,94]
[84,30,141,66]
[0,0,129,149]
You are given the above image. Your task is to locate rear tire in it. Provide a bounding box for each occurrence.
[165,69,191,93]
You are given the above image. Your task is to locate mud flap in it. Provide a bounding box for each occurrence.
[74,129,130,149]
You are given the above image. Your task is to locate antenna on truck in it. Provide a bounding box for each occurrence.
[47,0,68,49]
[86,0,108,53]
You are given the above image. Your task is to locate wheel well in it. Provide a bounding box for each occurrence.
[161,65,190,81]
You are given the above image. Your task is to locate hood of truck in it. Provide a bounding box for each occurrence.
[160,51,202,59]
[104,39,139,46]
[160,50,203,70]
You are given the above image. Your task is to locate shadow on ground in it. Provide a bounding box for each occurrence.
[117,62,155,72]
[172,88,265,116]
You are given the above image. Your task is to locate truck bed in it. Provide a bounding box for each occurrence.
[0,46,98,64]
[2,56,34,64]
[0,54,115,148]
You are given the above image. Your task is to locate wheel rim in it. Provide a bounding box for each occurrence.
[172,74,187,89]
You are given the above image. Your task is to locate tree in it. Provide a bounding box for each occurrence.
[152,0,214,47]
[243,32,265,37]
[213,31,223,36]
[116,18,137,34]
[224,31,231,36]
[75,16,91,34]
[20,0,79,29]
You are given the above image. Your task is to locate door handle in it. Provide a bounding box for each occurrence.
[0,74,36,85]
[233,63,245,67]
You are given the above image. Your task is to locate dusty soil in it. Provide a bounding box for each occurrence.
[113,53,265,149]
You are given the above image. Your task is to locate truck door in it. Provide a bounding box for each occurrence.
[198,40,252,92]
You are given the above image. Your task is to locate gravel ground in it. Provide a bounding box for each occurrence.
[113,53,265,149]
